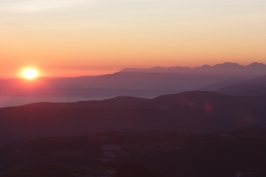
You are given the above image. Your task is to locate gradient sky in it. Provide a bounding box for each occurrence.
[0,0,266,77]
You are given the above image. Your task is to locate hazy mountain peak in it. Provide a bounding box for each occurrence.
[247,62,266,68]
[151,66,164,69]
[119,66,191,73]
[200,64,211,68]
[248,62,265,66]
[214,62,243,68]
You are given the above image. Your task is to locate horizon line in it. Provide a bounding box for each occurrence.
[1,61,265,79]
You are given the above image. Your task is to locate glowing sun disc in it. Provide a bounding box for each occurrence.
[22,68,39,80]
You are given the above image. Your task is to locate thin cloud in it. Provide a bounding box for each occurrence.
[0,0,88,13]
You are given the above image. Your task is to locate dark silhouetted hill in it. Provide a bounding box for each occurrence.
[1,91,266,146]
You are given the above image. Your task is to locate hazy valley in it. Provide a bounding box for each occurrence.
[1,62,266,108]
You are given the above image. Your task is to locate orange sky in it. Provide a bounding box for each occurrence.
[0,0,266,78]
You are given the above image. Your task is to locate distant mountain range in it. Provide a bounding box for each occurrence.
[1,91,266,146]
[121,62,266,76]
[1,62,266,98]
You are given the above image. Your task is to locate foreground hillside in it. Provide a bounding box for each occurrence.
[1,91,266,146]
[0,129,266,177]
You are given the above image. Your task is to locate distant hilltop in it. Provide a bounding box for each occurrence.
[119,62,266,76]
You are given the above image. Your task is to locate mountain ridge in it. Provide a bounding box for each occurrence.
[216,75,266,96]
[120,62,266,75]
[1,91,266,147]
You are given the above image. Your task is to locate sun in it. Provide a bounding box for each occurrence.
[22,68,39,80]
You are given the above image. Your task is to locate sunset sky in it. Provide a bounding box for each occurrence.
[0,0,266,77]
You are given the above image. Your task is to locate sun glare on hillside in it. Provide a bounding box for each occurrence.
[21,68,39,80]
